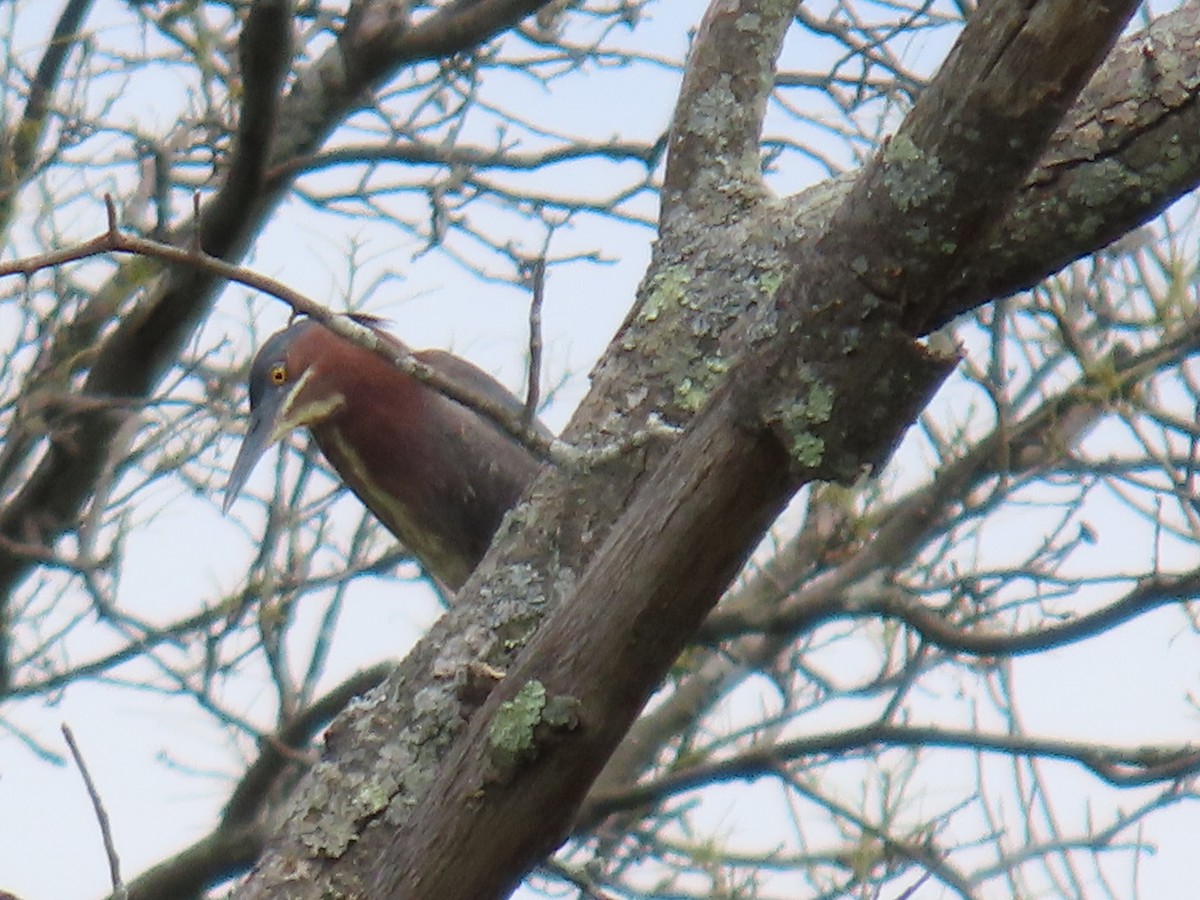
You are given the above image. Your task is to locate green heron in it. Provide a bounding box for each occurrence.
[223,317,546,589]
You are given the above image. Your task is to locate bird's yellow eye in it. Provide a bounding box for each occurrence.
[269,363,287,385]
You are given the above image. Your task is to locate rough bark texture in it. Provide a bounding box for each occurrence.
[227,0,1200,897]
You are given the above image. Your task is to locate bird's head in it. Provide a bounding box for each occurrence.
[223,319,347,513]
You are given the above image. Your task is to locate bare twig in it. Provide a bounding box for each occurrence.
[583,722,1200,823]
[0,197,560,459]
[0,198,682,470]
[61,724,125,898]
[522,255,546,428]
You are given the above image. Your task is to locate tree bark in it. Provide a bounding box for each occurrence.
[234,1,1194,897]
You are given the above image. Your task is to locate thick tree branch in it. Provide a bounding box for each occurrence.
[582,488,854,823]
[398,0,565,61]
[234,1,1147,897]
[122,825,263,900]
[228,0,294,200]
[660,0,792,218]
[222,664,394,829]
[581,332,1167,826]
[941,0,1200,322]
[816,0,1139,333]
[108,666,394,900]
[0,0,97,225]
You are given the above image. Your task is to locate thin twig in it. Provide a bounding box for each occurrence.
[523,255,546,428]
[61,723,125,897]
[0,197,681,469]
[0,197,551,453]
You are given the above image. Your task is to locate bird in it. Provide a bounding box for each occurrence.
[223,316,547,590]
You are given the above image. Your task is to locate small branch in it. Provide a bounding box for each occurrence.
[395,0,554,63]
[0,717,66,766]
[662,0,793,216]
[582,723,1200,821]
[704,570,1200,658]
[62,723,125,897]
[0,198,558,459]
[268,137,664,182]
[0,198,683,471]
[8,0,95,175]
[522,256,546,429]
[858,571,1200,659]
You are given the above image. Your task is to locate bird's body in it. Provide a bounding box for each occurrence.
[225,318,544,589]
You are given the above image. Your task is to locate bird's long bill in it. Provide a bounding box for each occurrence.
[222,397,283,514]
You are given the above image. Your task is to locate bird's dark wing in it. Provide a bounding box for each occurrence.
[414,348,555,443]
